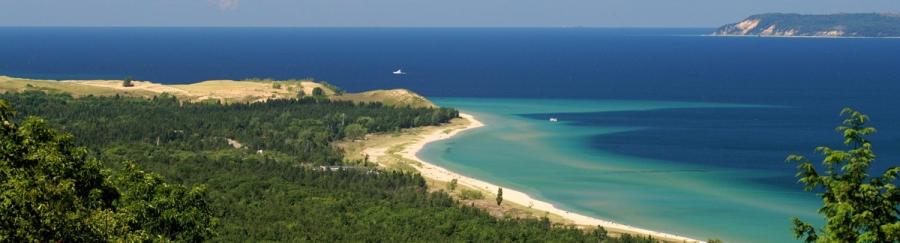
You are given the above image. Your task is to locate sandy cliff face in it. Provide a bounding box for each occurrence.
[815,30,845,36]
[734,19,761,35]
[714,18,805,37]
[713,13,900,37]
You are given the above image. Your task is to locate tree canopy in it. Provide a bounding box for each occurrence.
[122,76,134,87]
[0,100,214,242]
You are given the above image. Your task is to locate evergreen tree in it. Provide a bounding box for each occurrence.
[787,108,900,242]
[497,187,504,206]
[448,178,458,191]
[593,226,609,240]
[312,87,325,97]
[122,76,134,87]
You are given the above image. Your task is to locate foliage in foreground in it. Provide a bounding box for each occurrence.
[788,108,900,242]
[0,101,214,242]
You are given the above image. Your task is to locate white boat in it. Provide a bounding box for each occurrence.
[549,118,559,122]
[393,69,406,75]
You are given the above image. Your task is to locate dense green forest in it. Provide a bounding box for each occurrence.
[0,91,652,242]
[2,92,458,165]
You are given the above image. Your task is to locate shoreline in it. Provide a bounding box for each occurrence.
[703,34,900,39]
[374,113,702,243]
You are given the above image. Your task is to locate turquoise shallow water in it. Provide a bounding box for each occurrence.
[420,98,822,242]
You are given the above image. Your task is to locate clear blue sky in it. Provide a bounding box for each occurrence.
[2,0,898,27]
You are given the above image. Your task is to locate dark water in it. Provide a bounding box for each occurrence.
[2,27,899,242]
[2,27,898,102]
[2,28,898,114]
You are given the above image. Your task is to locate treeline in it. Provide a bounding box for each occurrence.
[1,91,655,242]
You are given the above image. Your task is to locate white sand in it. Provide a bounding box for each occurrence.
[369,113,702,243]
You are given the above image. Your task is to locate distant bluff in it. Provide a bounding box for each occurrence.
[713,13,900,37]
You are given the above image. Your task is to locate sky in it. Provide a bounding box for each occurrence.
[1,0,898,27]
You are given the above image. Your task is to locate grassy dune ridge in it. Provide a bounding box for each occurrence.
[0,75,436,108]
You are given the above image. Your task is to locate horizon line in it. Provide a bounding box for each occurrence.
[0,25,717,29]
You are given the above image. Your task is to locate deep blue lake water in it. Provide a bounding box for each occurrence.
[1,27,898,242]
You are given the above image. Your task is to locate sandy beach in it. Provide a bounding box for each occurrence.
[363,113,702,243]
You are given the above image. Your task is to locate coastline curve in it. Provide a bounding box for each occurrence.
[377,113,703,243]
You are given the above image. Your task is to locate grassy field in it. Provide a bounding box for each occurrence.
[0,75,435,108]
[0,76,159,97]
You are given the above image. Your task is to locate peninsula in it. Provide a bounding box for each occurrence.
[713,13,900,37]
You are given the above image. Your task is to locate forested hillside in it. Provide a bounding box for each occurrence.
[0,92,649,242]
